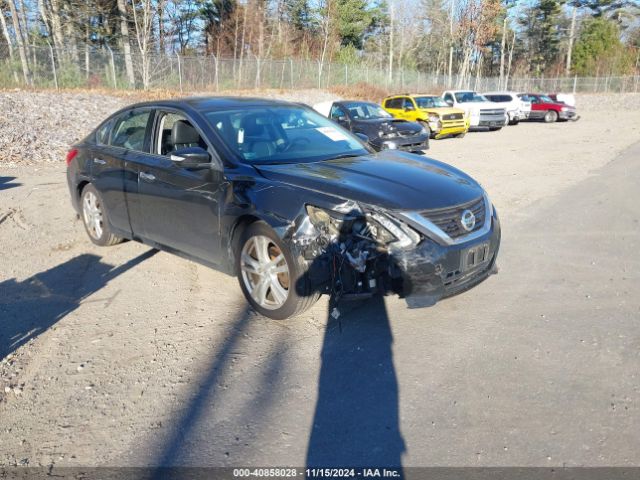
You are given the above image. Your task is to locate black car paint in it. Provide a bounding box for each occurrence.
[67,97,499,307]
[327,101,429,152]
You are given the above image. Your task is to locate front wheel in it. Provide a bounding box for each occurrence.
[80,184,123,246]
[544,110,558,123]
[236,222,319,319]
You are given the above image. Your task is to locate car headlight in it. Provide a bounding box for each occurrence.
[306,205,419,247]
[428,114,440,123]
[561,106,568,111]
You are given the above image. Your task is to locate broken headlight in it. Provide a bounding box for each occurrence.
[306,205,419,247]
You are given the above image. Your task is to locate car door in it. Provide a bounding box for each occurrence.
[91,109,153,237]
[127,109,224,264]
[400,97,417,120]
[527,95,544,119]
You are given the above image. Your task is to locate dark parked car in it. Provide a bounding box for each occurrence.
[314,100,429,152]
[66,97,501,319]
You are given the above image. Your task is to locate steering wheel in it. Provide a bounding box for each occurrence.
[281,136,311,152]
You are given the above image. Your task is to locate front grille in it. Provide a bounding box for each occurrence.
[480,108,505,116]
[420,197,485,239]
[443,113,463,121]
[441,120,466,128]
[397,129,418,137]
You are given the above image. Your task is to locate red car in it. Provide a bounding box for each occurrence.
[517,93,578,123]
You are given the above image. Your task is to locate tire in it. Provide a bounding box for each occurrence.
[80,183,123,246]
[544,110,558,123]
[236,221,319,319]
[508,118,519,126]
[454,132,466,139]
[489,127,502,131]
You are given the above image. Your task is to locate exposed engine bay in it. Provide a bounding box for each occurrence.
[286,202,419,305]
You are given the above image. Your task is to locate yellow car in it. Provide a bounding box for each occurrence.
[382,94,469,139]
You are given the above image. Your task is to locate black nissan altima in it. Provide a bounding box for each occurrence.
[66,97,501,319]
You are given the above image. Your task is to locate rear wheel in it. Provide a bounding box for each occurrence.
[80,184,122,246]
[544,110,558,123]
[454,132,466,139]
[236,222,319,319]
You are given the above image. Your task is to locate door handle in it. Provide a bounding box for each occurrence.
[139,172,156,182]
[93,158,106,165]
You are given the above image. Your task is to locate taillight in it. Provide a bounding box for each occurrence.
[66,149,78,166]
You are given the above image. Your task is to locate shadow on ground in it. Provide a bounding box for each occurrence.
[148,297,404,470]
[0,249,157,360]
[0,177,21,191]
[307,297,405,468]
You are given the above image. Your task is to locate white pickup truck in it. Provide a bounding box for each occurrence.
[483,91,532,125]
[442,90,507,131]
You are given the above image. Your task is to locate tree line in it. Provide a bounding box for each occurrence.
[1,0,639,89]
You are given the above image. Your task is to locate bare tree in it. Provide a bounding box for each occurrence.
[131,0,156,89]
[117,0,136,86]
[6,0,31,85]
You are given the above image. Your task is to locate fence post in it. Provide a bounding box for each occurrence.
[572,74,577,94]
[290,58,294,89]
[176,53,183,93]
[212,54,219,92]
[106,45,117,89]
[47,42,58,91]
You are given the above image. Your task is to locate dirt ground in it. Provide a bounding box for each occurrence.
[0,91,639,468]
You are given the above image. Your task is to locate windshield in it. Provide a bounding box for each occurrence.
[343,102,392,119]
[454,92,488,103]
[204,106,369,164]
[414,96,449,108]
[539,95,555,103]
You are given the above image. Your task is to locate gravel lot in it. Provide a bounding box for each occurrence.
[0,91,639,469]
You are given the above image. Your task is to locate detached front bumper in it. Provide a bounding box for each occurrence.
[391,211,501,308]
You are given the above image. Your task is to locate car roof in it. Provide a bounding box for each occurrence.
[124,96,297,112]
[483,91,518,96]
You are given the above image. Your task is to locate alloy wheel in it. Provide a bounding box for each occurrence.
[240,235,290,310]
[82,190,104,240]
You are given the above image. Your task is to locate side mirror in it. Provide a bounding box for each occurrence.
[335,115,349,125]
[170,146,210,168]
[445,100,453,106]
[354,132,369,143]
[404,106,415,112]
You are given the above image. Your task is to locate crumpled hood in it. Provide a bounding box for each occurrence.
[355,118,422,132]
[255,151,484,211]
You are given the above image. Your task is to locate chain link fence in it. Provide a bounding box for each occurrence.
[1,45,639,94]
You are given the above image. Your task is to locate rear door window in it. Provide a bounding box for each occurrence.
[385,98,402,109]
[111,110,152,152]
[95,120,113,146]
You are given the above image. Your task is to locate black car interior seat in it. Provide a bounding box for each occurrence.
[171,120,204,151]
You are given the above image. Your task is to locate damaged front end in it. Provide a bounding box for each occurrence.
[283,198,501,309]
